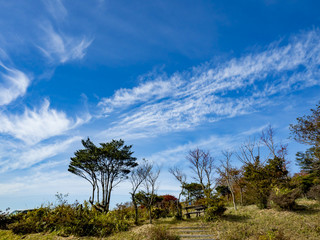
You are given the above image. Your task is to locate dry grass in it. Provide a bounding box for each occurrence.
[1,198,319,240]
[0,230,100,240]
[0,224,178,240]
[210,198,320,240]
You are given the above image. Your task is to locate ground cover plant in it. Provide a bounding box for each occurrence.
[210,198,320,240]
[1,198,320,239]
[2,202,129,238]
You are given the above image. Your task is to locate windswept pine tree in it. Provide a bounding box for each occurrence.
[69,138,137,213]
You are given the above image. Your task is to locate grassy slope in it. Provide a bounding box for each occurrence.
[211,199,320,240]
[1,198,320,240]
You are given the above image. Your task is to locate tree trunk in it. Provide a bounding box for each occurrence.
[134,202,138,224]
[91,184,95,203]
[149,207,152,224]
[101,174,105,206]
[227,177,237,211]
[131,193,139,225]
[104,185,112,213]
[230,189,237,211]
[97,184,100,203]
[239,187,243,206]
[175,192,182,219]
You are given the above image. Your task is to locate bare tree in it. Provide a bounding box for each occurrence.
[231,168,244,206]
[235,138,262,206]
[261,125,289,160]
[136,165,160,224]
[129,159,152,224]
[169,166,186,219]
[236,138,262,165]
[187,148,215,199]
[261,125,277,158]
[218,151,237,210]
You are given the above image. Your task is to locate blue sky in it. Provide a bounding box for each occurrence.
[0,0,320,211]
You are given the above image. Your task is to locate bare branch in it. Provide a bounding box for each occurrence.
[261,125,277,158]
[169,166,186,185]
[236,138,261,164]
[187,148,215,198]
[219,150,237,210]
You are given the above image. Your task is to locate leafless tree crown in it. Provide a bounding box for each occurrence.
[187,148,215,194]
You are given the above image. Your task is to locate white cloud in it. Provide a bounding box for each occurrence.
[0,63,30,106]
[38,23,93,63]
[43,0,68,21]
[99,75,183,113]
[147,124,271,168]
[102,96,257,140]
[0,136,81,172]
[0,170,85,197]
[99,30,320,140]
[0,99,89,145]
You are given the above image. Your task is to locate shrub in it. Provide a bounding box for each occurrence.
[114,202,134,220]
[174,211,183,220]
[153,194,177,218]
[269,187,300,210]
[204,198,226,221]
[204,205,226,221]
[307,184,320,201]
[8,203,129,237]
[152,207,168,219]
[0,209,10,229]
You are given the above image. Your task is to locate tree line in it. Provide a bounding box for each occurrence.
[68,101,320,222]
[169,102,320,211]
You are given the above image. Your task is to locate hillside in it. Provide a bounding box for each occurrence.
[1,198,319,240]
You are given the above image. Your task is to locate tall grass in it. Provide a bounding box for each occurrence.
[1,198,319,239]
[210,198,320,240]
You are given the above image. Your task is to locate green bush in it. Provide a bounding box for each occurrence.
[269,187,300,210]
[307,184,320,201]
[174,212,183,220]
[8,203,129,237]
[204,198,226,221]
[152,207,169,219]
[0,210,10,229]
[114,202,134,220]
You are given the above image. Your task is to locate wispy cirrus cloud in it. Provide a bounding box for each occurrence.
[0,136,81,173]
[38,22,93,64]
[43,0,68,21]
[0,62,30,106]
[147,124,269,166]
[99,75,183,113]
[38,0,93,64]
[99,30,320,140]
[0,169,83,196]
[0,99,89,145]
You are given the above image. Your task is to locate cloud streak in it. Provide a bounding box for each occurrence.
[0,99,88,145]
[0,136,81,173]
[99,30,320,140]
[38,22,93,64]
[0,63,30,106]
[0,170,83,197]
[147,124,269,166]
[43,0,68,21]
[99,75,183,113]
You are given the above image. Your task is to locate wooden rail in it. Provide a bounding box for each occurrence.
[183,205,207,218]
